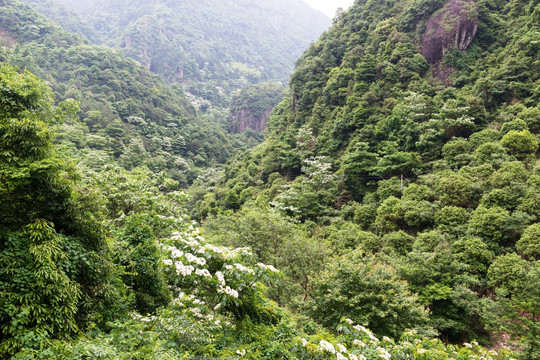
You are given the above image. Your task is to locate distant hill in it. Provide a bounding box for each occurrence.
[21,0,331,108]
[0,0,235,184]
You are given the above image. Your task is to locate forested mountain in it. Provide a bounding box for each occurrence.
[0,0,237,185]
[0,64,516,360]
[1,0,539,359]
[21,0,331,108]
[190,0,540,356]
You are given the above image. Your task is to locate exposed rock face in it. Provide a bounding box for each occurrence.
[229,82,284,133]
[230,107,273,133]
[421,0,479,64]
[0,28,17,47]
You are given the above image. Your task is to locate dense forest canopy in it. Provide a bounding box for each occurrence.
[21,0,331,109]
[190,0,540,356]
[0,0,247,186]
[1,0,539,358]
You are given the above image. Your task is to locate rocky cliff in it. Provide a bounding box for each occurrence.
[421,0,479,81]
[228,82,285,133]
[230,107,274,133]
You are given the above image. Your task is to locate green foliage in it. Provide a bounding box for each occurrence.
[485,257,540,359]
[516,223,540,260]
[203,206,329,306]
[307,251,429,339]
[5,0,540,355]
[23,0,329,110]
[0,63,119,357]
[437,174,474,207]
[0,224,80,357]
[1,1,238,183]
[229,82,285,132]
[500,129,539,160]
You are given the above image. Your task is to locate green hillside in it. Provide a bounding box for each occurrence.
[0,62,516,359]
[0,0,236,185]
[1,0,539,358]
[190,0,540,355]
[22,0,331,108]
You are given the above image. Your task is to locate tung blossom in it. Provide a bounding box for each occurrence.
[175,261,194,276]
[218,286,238,298]
[256,263,279,273]
[319,340,335,354]
[377,347,391,360]
[195,268,212,277]
[162,259,173,266]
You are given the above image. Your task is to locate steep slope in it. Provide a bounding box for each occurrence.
[229,82,285,133]
[22,0,331,108]
[191,0,540,353]
[8,0,100,43]
[0,0,234,184]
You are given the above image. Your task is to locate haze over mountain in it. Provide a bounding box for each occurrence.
[1,0,539,358]
[21,0,331,109]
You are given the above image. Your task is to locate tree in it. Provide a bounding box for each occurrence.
[306,251,429,339]
[517,223,540,260]
[437,174,474,208]
[468,206,511,250]
[485,256,540,359]
[500,129,538,160]
[0,65,119,357]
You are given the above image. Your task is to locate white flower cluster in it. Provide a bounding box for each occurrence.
[226,263,254,274]
[256,263,279,273]
[218,286,239,298]
[185,252,206,266]
[353,324,379,344]
[131,313,156,322]
[236,349,246,356]
[174,261,194,276]
[195,268,211,277]
[319,340,335,354]
[351,355,366,360]
[353,339,366,347]
[170,247,184,258]
[215,271,225,285]
[377,347,391,360]
[316,340,353,360]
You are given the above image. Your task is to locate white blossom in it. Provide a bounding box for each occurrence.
[175,261,194,276]
[353,339,366,347]
[234,263,254,274]
[185,253,206,266]
[377,347,391,360]
[218,286,239,298]
[256,263,279,273]
[319,340,336,354]
[195,268,212,277]
[215,271,226,285]
[171,248,184,258]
